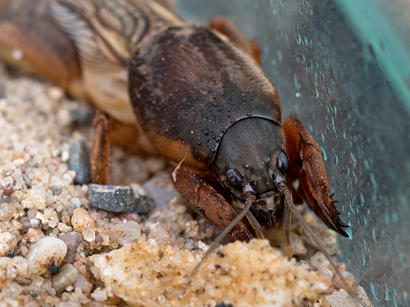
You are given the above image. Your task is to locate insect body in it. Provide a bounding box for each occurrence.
[0,0,348,241]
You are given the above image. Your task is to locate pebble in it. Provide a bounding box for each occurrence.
[74,274,92,295]
[60,232,83,264]
[70,197,81,207]
[26,228,44,242]
[333,271,357,290]
[68,140,90,185]
[322,290,360,307]
[91,288,107,301]
[83,229,96,242]
[57,109,72,127]
[131,184,155,213]
[53,263,78,293]
[46,86,64,102]
[0,232,18,256]
[282,232,307,257]
[0,256,28,280]
[89,184,154,214]
[0,203,17,222]
[71,208,95,232]
[27,236,67,275]
[57,222,72,232]
[120,213,141,223]
[289,232,307,255]
[310,251,330,270]
[304,225,338,255]
[142,172,179,210]
[37,208,59,228]
[115,221,141,246]
[355,286,373,307]
[22,186,48,210]
[1,183,14,198]
[55,302,81,307]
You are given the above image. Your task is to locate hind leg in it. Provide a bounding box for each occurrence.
[90,112,111,185]
[90,111,158,184]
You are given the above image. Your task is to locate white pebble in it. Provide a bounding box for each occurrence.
[74,274,92,293]
[157,295,166,304]
[83,229,96,242]
[310,251,330,270]
[53,263,78,293]
[115,221,141,246]
[61,151,69,162]
[71,208,95,232]
[57,223,72,232]
[1,256,28,279]
[12,158,25,167]
[47,87,64,101]
[0,204,17,222]
[91,288,107,301]
[289,232,307,256]
[323,290,358,307]
[63,171,75,185]
[55,302,81,307]
[198,241,207,251]
[0,232,18,256]
[30,218,40,227]
[70,197,81,207]
[22,186,48,210]
[36,208,59,228]
[57,109,72,127]
[27,236,67,275]
[51,148,60,158]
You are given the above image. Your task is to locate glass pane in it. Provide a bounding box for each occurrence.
[176,0,410,306]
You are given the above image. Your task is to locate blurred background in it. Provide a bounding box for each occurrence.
[176,0,410,306]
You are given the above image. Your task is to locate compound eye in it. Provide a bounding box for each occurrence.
[277,151,288,174]
[226,168,243,190]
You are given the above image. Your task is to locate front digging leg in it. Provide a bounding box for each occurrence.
[172,165,253,242]
[282,117,348,237]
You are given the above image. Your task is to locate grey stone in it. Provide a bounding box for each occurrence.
[89,184,154,214]
[68,140,90,185]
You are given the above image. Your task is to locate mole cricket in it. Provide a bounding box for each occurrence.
[0,0,353,294]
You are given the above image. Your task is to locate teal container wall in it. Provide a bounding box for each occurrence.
[176,1,410,306]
